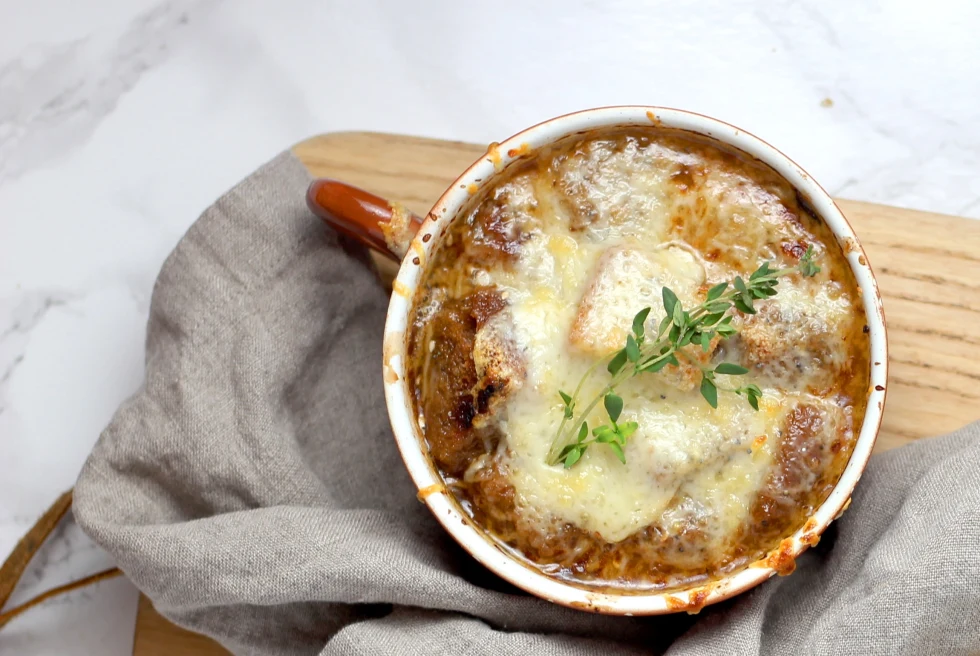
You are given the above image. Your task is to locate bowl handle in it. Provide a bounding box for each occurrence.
[306,179,424,261]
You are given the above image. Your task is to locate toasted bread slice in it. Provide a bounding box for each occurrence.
[569,244,713,391]
[570,244,705,353]
[471,310,525,428]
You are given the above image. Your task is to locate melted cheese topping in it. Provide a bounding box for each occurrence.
[487,189,787,544]
[459,132,861,549]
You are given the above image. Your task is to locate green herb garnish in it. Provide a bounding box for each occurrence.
[547,246,821,469]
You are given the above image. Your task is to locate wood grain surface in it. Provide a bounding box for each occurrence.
[133,131,980,655]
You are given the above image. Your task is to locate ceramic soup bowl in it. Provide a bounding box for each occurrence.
[306,106,888,615]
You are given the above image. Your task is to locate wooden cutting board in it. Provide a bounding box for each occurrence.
[132,131,980,655]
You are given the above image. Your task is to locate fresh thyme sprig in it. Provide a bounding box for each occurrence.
[547,246,821,469]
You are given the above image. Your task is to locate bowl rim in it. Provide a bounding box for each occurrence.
[381,105,888,615]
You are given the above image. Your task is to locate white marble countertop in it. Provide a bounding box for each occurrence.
[1,1,978,653]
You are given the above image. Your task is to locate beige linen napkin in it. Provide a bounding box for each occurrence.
[73,152,980,655]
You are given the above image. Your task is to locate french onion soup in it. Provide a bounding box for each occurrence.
[406,127,870,592]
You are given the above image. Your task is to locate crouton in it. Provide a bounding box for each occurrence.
[569,244,711,391]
